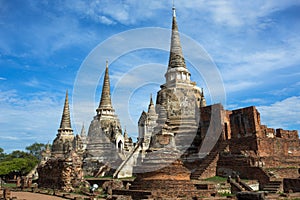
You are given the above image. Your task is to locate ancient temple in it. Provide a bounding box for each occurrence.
[83,61,133,176]
[51,91,84,158]
[123,128,133,151]
[38,91,84,192]
[146,5,205,159]
[125,6,210,198]
[149,6,207,157]
[138,95,158,151]
[37,4,300,198]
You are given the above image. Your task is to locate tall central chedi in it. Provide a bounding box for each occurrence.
[130,7,207,198]
[83,61,126,176]
[149,6,206,154]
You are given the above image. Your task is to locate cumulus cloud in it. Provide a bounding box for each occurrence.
[257,96,300,131]
[0,89,65,152]
[180,0,300,27]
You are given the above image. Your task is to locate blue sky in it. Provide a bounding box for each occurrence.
[0,0,300,152]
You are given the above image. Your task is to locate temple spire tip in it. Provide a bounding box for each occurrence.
[59,89,72,130]
[97,61,114,113]
[172,0,176,17]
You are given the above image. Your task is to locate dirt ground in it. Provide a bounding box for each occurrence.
[8,191,67,200]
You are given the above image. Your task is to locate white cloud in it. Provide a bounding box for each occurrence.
[207,1,243,27]
[241,98,266,104]
[257,96,300,131]
[0,136,19,141]
[23,77,40,87]
[0,89,65,151]
[180,0,300,27]
[224,80,262,93]
[98,16,115,25]
[64,0,166,25]
[216,34,300,93]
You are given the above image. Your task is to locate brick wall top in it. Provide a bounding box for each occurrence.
[276,128,299,139]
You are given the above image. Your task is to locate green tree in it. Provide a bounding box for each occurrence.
[0,147,6,161]
[0,150,38,177]
[25,142,47,160]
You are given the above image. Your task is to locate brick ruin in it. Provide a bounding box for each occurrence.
[37,150,83,192]
[216,105,300,174]
[214,105,300,192]
[37,91,85,192]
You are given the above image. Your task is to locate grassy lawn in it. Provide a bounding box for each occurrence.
[2,183,16,188]
[204,176,228,183]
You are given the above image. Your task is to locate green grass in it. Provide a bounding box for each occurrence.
[205,176,228,183]
[218,192,235,197]
[2,183,16,188]
[117,176,135,180]
[84,175,93,178]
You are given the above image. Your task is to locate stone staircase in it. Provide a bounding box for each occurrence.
[239,180,254,191]
[113,141,142,178]
[113,189,153,200]
[228,176,254,194]
[190,139,228,179]
[262,180,282,193]
[127,179,214,199]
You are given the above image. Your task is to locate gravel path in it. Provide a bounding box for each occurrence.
[10,191,66,200]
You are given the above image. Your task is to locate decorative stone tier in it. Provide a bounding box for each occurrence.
[133,148,182,174]
[133,159,190,180]
[126,146,217,199]
[127,160,216,199]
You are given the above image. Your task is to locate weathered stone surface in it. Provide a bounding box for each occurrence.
[283,178,300,193]
[236,191,266,200]
[37,151,83,192]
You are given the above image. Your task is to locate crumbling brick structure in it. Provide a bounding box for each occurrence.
[212,105,300,191]
[37,151,83,192]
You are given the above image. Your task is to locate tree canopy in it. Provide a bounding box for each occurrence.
[0,143,47,177]
[25,142,48,160]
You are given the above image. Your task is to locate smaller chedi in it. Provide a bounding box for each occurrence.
[37,91,84,192]
[51,90,85,157]
[83,61,133,176]
[38,62,134,191]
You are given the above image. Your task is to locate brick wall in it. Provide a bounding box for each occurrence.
[283,178,300,192]
[37,152,83,192]
[266,168,299,179]
[200,104,224,140]
[229,106,261,139]
[276,129,299,140]
[228,137,258,154]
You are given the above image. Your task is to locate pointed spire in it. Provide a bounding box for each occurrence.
[45,142,51,153]
[97,61,114,113]
[168,5,186,69]
[150,94,154,105]
[80,123,86,137]
[172,0,176,17]
[124,127,129,140]
[148,94,156,114]
[59,90,72,130]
